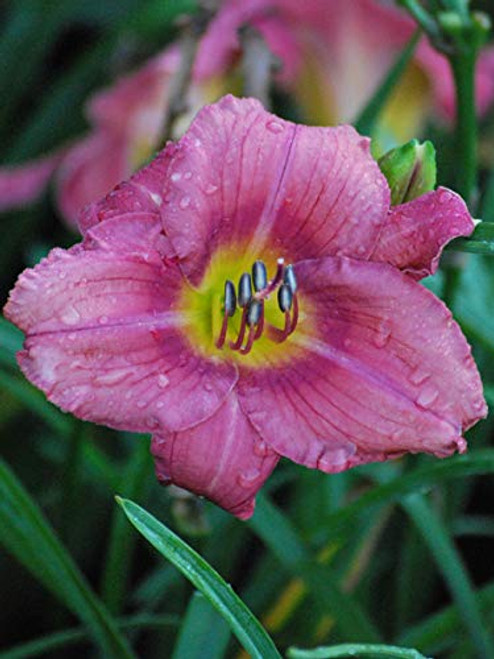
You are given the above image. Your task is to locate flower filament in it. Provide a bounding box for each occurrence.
[216,258,298,355]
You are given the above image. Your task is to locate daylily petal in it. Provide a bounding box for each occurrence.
[4,247,237,433]
[161,95,389,284]
[238,256,486,472]
[78,144,178,259]
[57,131,129,228]
[370,187,474,279]
[0,152,63,212]
[151,393,280,519]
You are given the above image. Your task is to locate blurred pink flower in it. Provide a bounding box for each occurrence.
[4,96,486,518]
[1,1,493,227]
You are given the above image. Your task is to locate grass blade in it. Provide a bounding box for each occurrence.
[171,591,230,659]
[0,459,136,658]
[402,493,494,658]
[117,497,281,659]
[447,221,494,255]
[249,494,381,642]
[287,643,431,658]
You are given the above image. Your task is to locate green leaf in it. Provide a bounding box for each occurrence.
[0,459,136,659]
[1,614,180,659]
[354,29,421,136]
[402,494,494,659]
[171,592,230,659]
[249,494,382,643]
[321,451,494,537]
[287,643,431,658]
[447,221,494,255]
[117,497,281,659]
[399,580,494,652]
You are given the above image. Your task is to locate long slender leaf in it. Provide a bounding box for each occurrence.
[287,643,430,658]
[117,497,281,659]
[321,451,494,537]
[402,493,494,658]
[171,592,230,659]
[354,29,421,135]
[0,460,135,659]
[399,580,494,652]
[1,613,180,659]
[448,221,494,255]
[249,494,382,643]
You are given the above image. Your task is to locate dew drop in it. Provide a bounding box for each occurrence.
[237,469,262,488]
[157,374,170,389]
[253,440,271,457]
[203,381,214,392]
[60,307,80,325]
[356,245,366,255]
[205,183,218,195]
[409,365,431,386]
[184,171,192,180]
[374,320,391,348]
[136,399,148,409]
[95,369,131,386]
[316,442,357,472]
[416,385,439,409]
[171,172,182,182]
[98,315,109,325]
[179,196,191,209]
[156,401,164,409]
[266,120,284,134]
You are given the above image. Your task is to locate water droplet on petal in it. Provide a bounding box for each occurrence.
[237,469,262,488]
[409,366,431,386]
[136,399,148,409]
[203,381,214,392]
[179,196,191,209]
[316,441,357,472]
[253,440,271,457]
[98,315,109,325]
[266,120,284,134]
[184,171,192,180]
[416,385,439,409]
[157,374,169,389]
[60,307,80,325]
[205,183,218,195]
[374,320,391,348]
[171,172,182,182]
[94,369,132,386]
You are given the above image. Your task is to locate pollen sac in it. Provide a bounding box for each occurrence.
[238,273,253,307]
[278,284,293,312]
[283,264,297,294]
[247,299,263,326]
[252,260,268,292]
[224,280,237,317]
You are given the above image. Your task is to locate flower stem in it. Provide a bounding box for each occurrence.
[449,48,477,204]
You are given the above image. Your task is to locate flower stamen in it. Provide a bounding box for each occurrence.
[217,258,299,355]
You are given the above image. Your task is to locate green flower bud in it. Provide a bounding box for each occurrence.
[378,139,437,205]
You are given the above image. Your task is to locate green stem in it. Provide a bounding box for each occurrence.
[450,49,478,204]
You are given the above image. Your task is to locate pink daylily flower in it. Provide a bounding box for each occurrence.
[2,0,494,227]
[4,96,487,518]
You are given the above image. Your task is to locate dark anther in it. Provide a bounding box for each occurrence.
[283,264,297,294]
[252,260,268,292]
[238,273,253,307]
[224,280,237,316]
[278,284,293,312]
[247,299,263,326]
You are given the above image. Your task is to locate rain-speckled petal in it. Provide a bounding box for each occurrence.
[152,393,280,519]
[238,256,486,473]
[160,95,389,284]
[4,246,237,433]
[370,187,474,279]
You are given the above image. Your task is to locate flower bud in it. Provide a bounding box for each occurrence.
[378,139,436,205]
